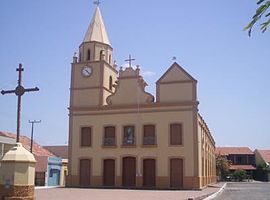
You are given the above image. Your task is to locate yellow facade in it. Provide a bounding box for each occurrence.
[67,6,216,189]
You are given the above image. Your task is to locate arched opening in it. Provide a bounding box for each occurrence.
[100,50,104,60]
[79,52,82,62]
[87,49,91,60]
[109,55,111,64]
[109,76,113,90]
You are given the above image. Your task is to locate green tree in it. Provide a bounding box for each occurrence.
[216,154,231,180]
[244,0,270,36]
[233,169,247,181]
[255,162,268,181]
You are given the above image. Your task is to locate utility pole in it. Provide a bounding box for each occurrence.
[1,63,39,142]
[29,120,41,153]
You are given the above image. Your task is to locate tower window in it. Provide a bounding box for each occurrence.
[109,76,113,90]
[87,49,91,60]
[109,55,111,64]
[100,50,104,60]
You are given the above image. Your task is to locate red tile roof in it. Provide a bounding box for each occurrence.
[43,146,68,159]
[256,150,270,164]
[230,165,256,170]
[216,147,254,156]
[0,131,54,157]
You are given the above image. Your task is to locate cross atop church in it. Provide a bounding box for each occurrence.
[93,0,101,6]
[125,54,135,68]
[1,63,39,142]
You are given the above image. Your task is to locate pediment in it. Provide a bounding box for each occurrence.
[157,62,196,84]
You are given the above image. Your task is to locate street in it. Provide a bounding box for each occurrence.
[214,182,270,200]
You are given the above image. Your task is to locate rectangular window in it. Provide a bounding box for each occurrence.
[170,123,183,145]
[143,125,155,145]
[123,126,135,145]
[104,126,116,146]
[81,127,91,147]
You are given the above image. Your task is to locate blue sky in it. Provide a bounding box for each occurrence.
[0,0,269,149]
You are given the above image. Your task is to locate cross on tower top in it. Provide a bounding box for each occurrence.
[125,54,135,68]
[93,0,101,6]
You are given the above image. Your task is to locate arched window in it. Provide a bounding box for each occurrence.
[109,76,113,90]
[87,49,91,60]
[109,55,111,64]
[100,50,104,60]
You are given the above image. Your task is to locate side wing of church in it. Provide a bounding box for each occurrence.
[67,6,216,189]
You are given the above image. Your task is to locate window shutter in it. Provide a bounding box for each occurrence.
[81,127,91,146]
[143,125,155,145]
[170,124,182,145]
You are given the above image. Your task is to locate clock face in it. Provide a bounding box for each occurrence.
[81,66,92,77]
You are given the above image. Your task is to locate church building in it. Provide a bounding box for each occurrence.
[67,5,216,189]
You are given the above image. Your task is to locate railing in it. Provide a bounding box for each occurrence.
[104,137,116,146]
[123,137,135,145]
[143,136,155,145]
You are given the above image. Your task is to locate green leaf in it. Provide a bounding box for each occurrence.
[257,0,265,5]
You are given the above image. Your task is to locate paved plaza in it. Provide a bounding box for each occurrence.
[214,182,270,200]
[35,183,224,200]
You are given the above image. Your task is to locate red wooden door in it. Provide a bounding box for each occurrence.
[122,157,136,187]
[170,158,183,188]
[80,159,91,186]
[143,159,156,187]
[103,159,115,186]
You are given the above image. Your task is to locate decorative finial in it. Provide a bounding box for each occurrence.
[93,0,101,6]
[172,56,177,61]
[125,54,135,68]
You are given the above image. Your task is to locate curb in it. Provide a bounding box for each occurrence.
[35,186,63,190]
[202,183,227,200]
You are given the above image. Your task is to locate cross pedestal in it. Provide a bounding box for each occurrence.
[0,143,36,200]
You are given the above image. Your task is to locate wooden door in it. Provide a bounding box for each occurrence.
[143,159,156,187]
[103,159,115,186]
[122,157,136,187]
[170,158,183,188]
[79,159,91,187]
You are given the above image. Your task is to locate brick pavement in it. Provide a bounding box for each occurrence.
[35,183,225,200]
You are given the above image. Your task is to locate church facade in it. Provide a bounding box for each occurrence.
[67,6,216,189]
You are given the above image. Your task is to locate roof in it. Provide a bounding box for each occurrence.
[43,145,68,159]
[216,147,254,156]
[230,165,256,170]
[0,131,54,157]
[156,62,197,84]
[83,6,111,45]
[256,149,270,164]
[0,135,16,144]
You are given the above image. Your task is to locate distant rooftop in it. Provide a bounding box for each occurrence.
[256,149,270,164]
[44,145,68,159]
[0,131,54,157]
[216,147,254,155]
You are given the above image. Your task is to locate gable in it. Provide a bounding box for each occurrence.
[106,67,154,106]
[157,62,196,84]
